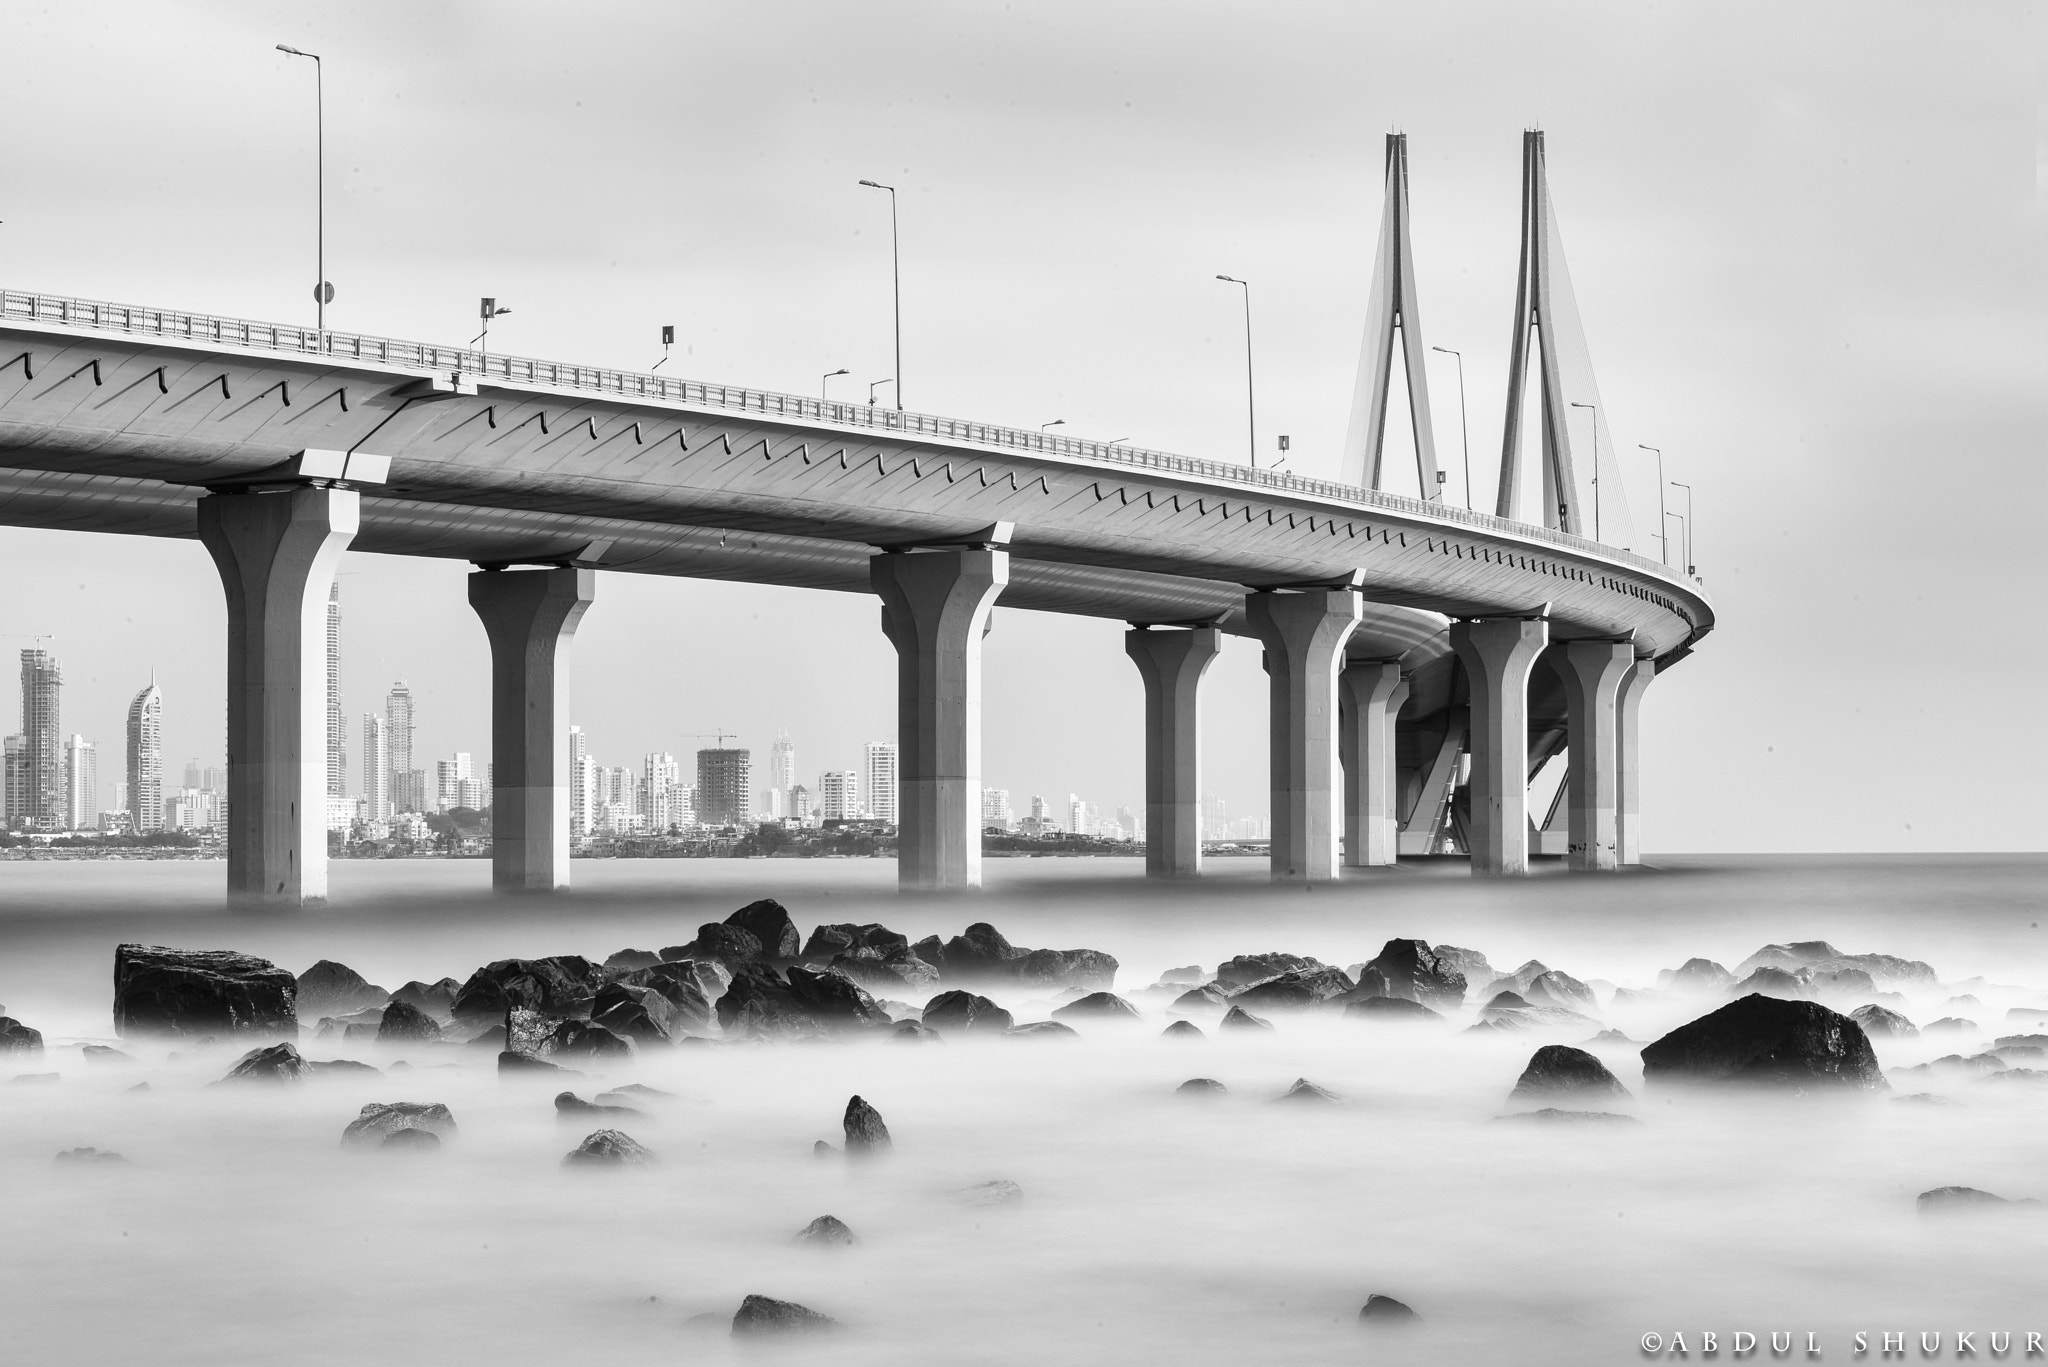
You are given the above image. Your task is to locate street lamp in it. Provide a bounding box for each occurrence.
[472,298,511,358]
[822,368,849,400]
[1215,275,1255,467]
[275,44,330,341]
[1664,510,1688,576]
[1639,444,1669,565]
[653,324,675,371]
[1569,401,1601,542]
[1040,419,1066,430]
[1671,481,1696,574]
[868,378,894,406]
[1431,345,1472,510]
[857,179,902,410]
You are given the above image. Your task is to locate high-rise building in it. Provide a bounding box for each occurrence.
[1068,794,1088,836]
[863,740,899,825]
[769,730,795,815]
[818,769,861,821]
[16,649,62,830]
[787,782,812,826]
[125,681,164,833]
[981,787,1013,831]
[362,714,391,821]
[2,734,25,829]
[695,748,751,826]
[569,726,592,839]
[1200,793,1227,841]
[326,585,343,799]
[385,680,418,812]
[436,753,477,812]
[672,783,697,826]
[642,752,678,831]
[64,735,96,831]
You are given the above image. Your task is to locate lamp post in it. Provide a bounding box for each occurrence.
[473,298,510,359]
[1665,510,1688,575]
[868,378,894,406]
[1215,275,1255,467]
[857,179,902,410]
[1639,444,1668,565]
[1040,419,1065,429]
[1569,401,1600,542]
[275,44,328,341]
[822,368,849,400]
[1431,345,1471,509]
[1671,481,1695,574]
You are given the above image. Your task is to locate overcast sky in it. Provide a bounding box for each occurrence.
[1,1,2040,850]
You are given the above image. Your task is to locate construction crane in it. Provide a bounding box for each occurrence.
[680,731,743,750]
[0,633,58,653]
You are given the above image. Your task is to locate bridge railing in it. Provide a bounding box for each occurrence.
[0,286,1689,583]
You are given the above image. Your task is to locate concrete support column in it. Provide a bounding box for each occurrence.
[1124,626,1221,879]
[1450,616,1549,876]
[467,567,596,891]
[872,547,1008,890]
[197,486,359,907]
[1339,660,1410,867]
[1245,589,1362,882]
[1552,639,1635,871]
[1616,657,1656,865]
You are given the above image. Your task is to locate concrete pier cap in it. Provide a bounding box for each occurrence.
[1244,574,1365,883]
[1125,622,1224,879]
[1449,606,1551,877]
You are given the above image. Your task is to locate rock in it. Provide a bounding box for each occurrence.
[660,922,766,969]
[1851,1004,1918,1039]
[1004,1020,1079,1040]
[55,1147,128,1164]
[1229,967,1354,1010]
[954,1179,1023,1206]
[547,1020,631,1060]
[9,1072,58,1085]
[1213,952,1325,992]
[601,948,664,975]
[1351,940,1467,1012]
[611,963,717,1034]
[716,965,888,1039]
[731,1294,839,1337]
[1493,1108,1641,1126]
[843,1095,891,1153]
[1993,1045,2048,1065]
[1818,953,1938,989]
[724,899,803,962]
[1483,960,1557,999]
[503,1007,565,1058]
[1924,1017,1977,1034]
[1429,945,1495,995]
[1733,941,1843,976]
[813,1140,838,1157]
[220,1041,305,1084]
[497,1051,576,1076]
[1273,1077,1339,1104]
[1478,991,1602,1032]
[596,1083,673,1102]
[306,1059,383,1078]
[1890,1092,1959,1106]
[889,1020,942,1044]
[1520,970,1598,1013]
[802,922,909,963]
[82,1045,133,1063]
[1219,1005,1274,1033]
[1358,1294,1420,1324]
[1917,1186,2037,1213]
[921,990,1015,1035]
[1159,965,1205,984]
[1172,985,1229,1011]
[450,957,604,1021]
[1051,991,1141,1022]
[828,945,942,993]
[794,1215,856,1247]
[1996,1033,2048,1050]
[391,978,462,1017]
[376,1000,443,1043]
[114,944,298,1039]
[1584,1029,1641,1046]
[2003,1007,2048,1029]
[1161,1020,1205,1041]
[1508,1045,1633,1107]
[562,1129,656,1167]
[1728,966,1808,999]
[1176,1077,1227,1095]
[1808,968,1878,998]
[341,1100,457,1149]
[1657,958,1735,992]
[591,983,678,1046]
[0,1017,45,1056]
[1639,994,1887,1091]
[1341,996,1444,1023]
[295,960,389,1018]
[381,1127,441,1152]
[1608,988,1664,1008]
[555,1090,646,1121]
[1008,947,1120,991]
[939,922,1029,976]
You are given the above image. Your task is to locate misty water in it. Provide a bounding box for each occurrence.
[3,854,2046,1365]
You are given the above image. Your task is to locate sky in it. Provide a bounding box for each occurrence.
[0,0,2041,850]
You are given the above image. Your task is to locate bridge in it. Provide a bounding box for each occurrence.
[0,132,1712,904]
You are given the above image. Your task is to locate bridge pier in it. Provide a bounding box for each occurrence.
[1339,660,1409,867]
[1552,639,1634,871]
[1124,625,1221,879]
[1451,616,1549,876]
[197,485,358,907]
[1616,657,1656,865]
[1246,588,1362,882]
[468,566,595,892]
[872,546,1008,891]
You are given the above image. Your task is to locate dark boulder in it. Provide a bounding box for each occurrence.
[1639,994,1887,1091]
[391,978,461,1018]
[1358,1294,1420,1324]
[0,1017,44,1056]
[1219,1005,1274,1033]
[1230,967,1354,1011]
[659,923,765,969]
[548,1020,632,1060]
[724,899,803,962]
[829,946,941,993]
[1172,985,1229,1011]
[220,1041,305,1084]
[9,1073,58,1085]
[1341,996,1444,1023]
[1176,1077,1227,1096]
[376,1000,443,1043]
[1657,958,1735,993]
[802,922,910,963]
[306,1059,383,1078]
[1051,991,1140,1022]
[1507,1045,1633,1107]
[562,1129,656,1167]
[295,960,389,1018]
[1808,968,1878,998]
[1273,1077,1339,1104]
[1159,965,1205,984]
[889,1019,942,1044]
[1734,941,1843,976]
[1851,1004,1919,1039]
[1429,945,1495,992]
[1004,1021,1079,1040]
[497,1051,576,1076]
[1161,1020,1205,1041]
[505,1007,566,1057]
[1924,1017,1977,1034]
[82,1045,133,1063]
[381,1127,441,1152]
[611,963,716,1034]
[795,1214,857,1247]
[1009,947,1119,991]
[731,1294,839,1337]
[450,957,604,1021]
[1820,953,1938,989]
[1520,970,1597,1013]
[114,944,298,1039]
[1350,940,1467,1012]
[601,948,663,975]
[1213,952,1324,991]
[555,1091,646,1121]
[843,1095,892,1153]
[939,922,1028,976]
[784,967,890,1030]
[1479,991,1601,1032]
[910,935,949,972]
[1917,1186,2038,1213]
[591,983,678,1046]
[921,990,1014,1036]
[341,1101,456,1148]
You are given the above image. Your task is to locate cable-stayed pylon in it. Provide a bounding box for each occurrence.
[1341,133,1441,496]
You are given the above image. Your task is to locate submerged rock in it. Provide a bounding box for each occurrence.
[921,990,1014,1036]
[1219,1005,1274,1033]
[1924,1017,1977,1034]
[954,1179,1024,1206]
[1176,1077,1228,1096]
[1161,1020,1205,1041]
[1657,958,1735,993]
[590,983,678,1047]
[1273,1077,1339,1104]
[731,1294,840,1337]
[1351,940,1467,1011]
[794,1214,857,1247]
[114,944,299,1040]
[1851,1004,1918,1039]
[548,1020,631,1060]
[1493,1108,1641,1127]
[1003,1021,1080,1040]
[724,899,803,962]
[610,963,717,1034]
[556,1090,646,1121]
[1507,1045,1633,1107]
[1171,985,1229,1011]
[342,1100,457,1149]
[381,1127,440,1152]
[0,1017,45,1056]
[1342,996,1444,1023]
[82,1044,133,1063]
[55,1146,129,1164]
[562,1129,656,1167]
[843,1095,892,1154]
[1051,991,1141,1022]
[1917,1186,2038,1213]
[450,957,604,1021]
[391,978,462,1017]
[1009,947,1119,991]
[220,1041,305,1084]
[376,1000,442,1043]
[717,964,889,1039]
[295,960,389,1018]
[1639,995,1887,1091]
[1229,967,1354,1011]
[1733,941,1843,976]
[828,946,941,993]
[1358,1294,1420,1324]
[1158,965,1206,984]
[306,1059,383,1078]
[1213,952,1325,991]
[802,922,910,963]
[661,922,766,969]
[497,1051,576,1076]
[1429,945,1495,995]
[889,1020,943,1044]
